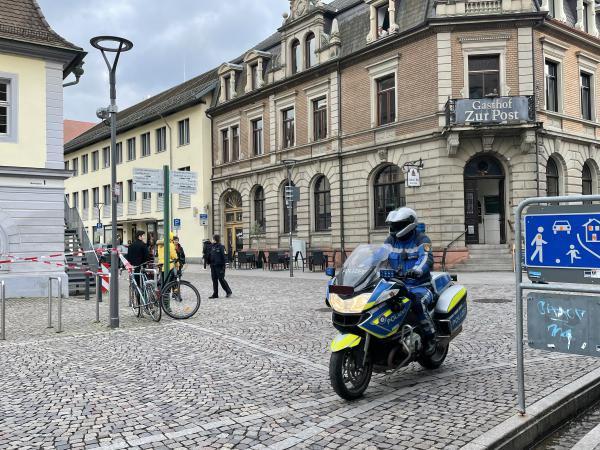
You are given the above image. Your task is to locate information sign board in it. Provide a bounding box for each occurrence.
[407,168,421,187]
[199,213,208,226]
[133,168,163,193]
[171,170,197,195]
[527,292,600,358]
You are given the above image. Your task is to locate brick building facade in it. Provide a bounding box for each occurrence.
[208,0,600,266]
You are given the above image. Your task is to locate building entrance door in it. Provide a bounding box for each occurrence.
[464,154,506,245]
[223,190,243,261]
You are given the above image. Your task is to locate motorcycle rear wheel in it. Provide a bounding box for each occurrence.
[330,348,373,400]
[418,340,449,370]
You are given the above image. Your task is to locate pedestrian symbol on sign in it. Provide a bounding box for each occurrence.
[530,227,547,263]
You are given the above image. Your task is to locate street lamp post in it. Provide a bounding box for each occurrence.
[91,36,133,329]
[282,159,297,278]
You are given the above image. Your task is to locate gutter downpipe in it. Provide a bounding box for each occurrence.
[337,60,346,264]
[532,10,545,197]
[207,110,215,239]
[159,113,174,230]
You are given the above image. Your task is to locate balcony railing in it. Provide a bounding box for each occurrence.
[445,95,535,127]
[128,201,137,216]
[465,0,502,14]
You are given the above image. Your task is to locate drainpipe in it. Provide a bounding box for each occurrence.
[207,111,215,239]
[531,22,541,197]
[336,60,346,264]
[158,114,174,230]
[63,63,85,88]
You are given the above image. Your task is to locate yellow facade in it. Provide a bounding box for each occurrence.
[64,98,213,259]
[0,53,46,168]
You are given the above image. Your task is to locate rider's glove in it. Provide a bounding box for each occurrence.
[405,268,423,279]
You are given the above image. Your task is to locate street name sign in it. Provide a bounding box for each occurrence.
[525,205,600,284]
[171,170,198,195]
[133,168,164,193]
[527,292,600,358]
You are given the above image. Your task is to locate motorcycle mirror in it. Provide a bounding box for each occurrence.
[325,267,336,277]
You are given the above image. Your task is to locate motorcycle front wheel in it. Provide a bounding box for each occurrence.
[329,347,373,400]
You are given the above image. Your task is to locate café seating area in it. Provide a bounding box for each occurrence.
[229,249,337,272]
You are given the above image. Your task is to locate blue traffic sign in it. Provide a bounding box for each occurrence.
[96,223,103,229]
[173,218,181,229]
[525,212,600,270]
[199,213,208,220]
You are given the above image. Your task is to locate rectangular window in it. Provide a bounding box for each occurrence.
[545,60,559,112]
[376,4,390,36]
[377,75,396,126]
[82,190,89,210]
[116,142,123,164]
[468,54,500,99]
[141,132,151,156]
[178,166,191,209]
[116,182,123,204]
[92,150,99,171]
[581,72,593,120]
[583,1,589,33]
[156,126,167,152]
[222,129,229,163]
[72,191,79,209]
[178,118,190,146]
[103,184,111,206]
[224,75,231,100]
[232,126,240,161]
[251,64,259,90]
[64,160,69,171]
[127,137,136,161]
[142,192,151,200]
[282,108,295,148]
[82,154,89,174]
[92,187,99,207]
[313,97,327,141]
[72,158,78,176]
[102,146,110,168]
[252,118,263,156]
[0,81,10,134]
[128,180,136,202]
[549,0,555,16]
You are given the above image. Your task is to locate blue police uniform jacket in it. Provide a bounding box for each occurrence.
[385,231,434,286]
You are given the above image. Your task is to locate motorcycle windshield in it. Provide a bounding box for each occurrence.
[336,244,392,290]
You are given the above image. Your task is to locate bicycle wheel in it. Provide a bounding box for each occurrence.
[144,284,162,322]
[129,282,142,318]
[161,280,201,319]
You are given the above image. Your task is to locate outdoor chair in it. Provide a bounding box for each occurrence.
[268,251,286,271]
[309,251,328,272]
[237,252,253,269]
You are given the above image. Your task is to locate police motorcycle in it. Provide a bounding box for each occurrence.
[326,244,468,400]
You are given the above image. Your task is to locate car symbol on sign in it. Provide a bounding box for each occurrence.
[552,220,571,235]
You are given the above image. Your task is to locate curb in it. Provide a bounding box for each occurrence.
[462,365,600,450]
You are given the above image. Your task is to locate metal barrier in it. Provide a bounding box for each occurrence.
[95,273,102,323]
[47,277,63,333]
[0,280,5,340]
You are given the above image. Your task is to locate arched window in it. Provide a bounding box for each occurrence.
[374,165,405,228]
[546,157,560,198]
[305,33,316,69]
[314,176,331,231]
[583,162,593,196]
[254,186,266,231]
[291,39,301,74]
[283,181,298,233]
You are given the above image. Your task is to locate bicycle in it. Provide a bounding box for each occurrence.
[127,264,162,322]
[159,263,201,320]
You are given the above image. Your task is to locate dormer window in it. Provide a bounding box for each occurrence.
[377,4,390,37]
[305,33,316,69]
[224,74,231,100]
[291,39,301,74]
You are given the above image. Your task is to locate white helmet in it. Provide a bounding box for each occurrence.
[386,207,418,239]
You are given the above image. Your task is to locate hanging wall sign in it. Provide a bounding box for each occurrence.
[407,168,421,187]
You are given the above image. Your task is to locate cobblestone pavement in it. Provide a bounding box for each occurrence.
[0,268,597,449]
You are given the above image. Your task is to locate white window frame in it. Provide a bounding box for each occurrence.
[247,108,264,156]
[178,118,190,146]
[305,81,330,143]
[72,157,78,176]
[275,92,297,149]
[82,154,89,174]
[156,127,167,153]
[541,38,567,114]
[366,55,399,128]
[127,137,136,161]
[141,132,151,157]
[102,146,110,168]
[578,52,599,122]
[0,73,18,143]
[92,150,99,171]
[460,39,509,99]
[216,117,241,165]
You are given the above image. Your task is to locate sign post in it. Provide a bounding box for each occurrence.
[515,195,600,416]
[163,166,170,283]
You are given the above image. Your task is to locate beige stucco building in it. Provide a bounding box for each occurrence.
[64,71,216,260]
[0,0,84,296]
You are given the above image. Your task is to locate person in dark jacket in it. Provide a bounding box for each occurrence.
[173,236,186,274]
[208,234,232,298]
[202,239,211,269]
[127,230,149,269]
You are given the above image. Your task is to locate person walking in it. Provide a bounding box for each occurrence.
[208,234,232,298]
[202,239,211,269]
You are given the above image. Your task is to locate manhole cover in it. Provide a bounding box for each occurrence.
[473,298,512,304]
[316,308,332,312]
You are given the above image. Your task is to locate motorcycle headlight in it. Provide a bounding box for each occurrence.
[329,293,372,313]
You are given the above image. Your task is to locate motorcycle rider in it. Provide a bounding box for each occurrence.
[384,207,437,355]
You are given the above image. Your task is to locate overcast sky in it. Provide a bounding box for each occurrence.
[37,0,294,122]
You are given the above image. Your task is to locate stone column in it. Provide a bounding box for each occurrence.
[388,0,399,33]
[555,0,567,21]
[219,76,226,103]
[367,5,376,43]
[576,0,584,30]
[590,3,599,36]
[257,58,264,88]
[229,74,237,99]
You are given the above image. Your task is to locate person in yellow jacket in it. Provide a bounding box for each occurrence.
[156,232,179,279]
